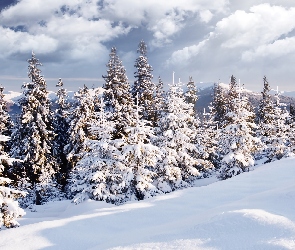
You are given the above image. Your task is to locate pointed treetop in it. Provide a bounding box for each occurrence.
[111,46,117,54]
[137,40,147,56]
[56,78,63,87]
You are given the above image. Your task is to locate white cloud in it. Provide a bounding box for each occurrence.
[0,26,58,58]
[199,10,213,23]
[165,3,295,91]
[0,0,229,60]
[99,0,229,47]
[242,37,295,62]
[216,4,295,49]
[166,38,209,66]
[167,4,295,66]
[0,0,131,61]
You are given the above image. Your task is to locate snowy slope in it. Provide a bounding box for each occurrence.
[0,158,295,250]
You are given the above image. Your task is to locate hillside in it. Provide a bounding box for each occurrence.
[0,157,294,250]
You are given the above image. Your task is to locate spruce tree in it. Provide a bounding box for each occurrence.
[222,75,239,127]
[184,76,198,112]
[132,40,156,123]
[70,96,161,204]
[217,83,263,180]
[52,79,70,187]
[155,82,212,192]
[256,76,273,124]
[267,90,290,161]
[0,86,13,154]
[256,78,291,162]
[0,86,13,137]
[200,106,219,169]
[64,85,94,171]
[68,100,129,204]
[120,100,161,200]
[102,47,135,139]
[154,76,165,123]
[9,52,59,206]
[290,104,295,120]
[211,82,227,127]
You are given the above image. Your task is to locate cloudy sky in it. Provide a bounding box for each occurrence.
[0,0,294,92]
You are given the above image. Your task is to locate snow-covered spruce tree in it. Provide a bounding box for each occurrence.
[266,89,291,161]
[0,86,13,155]
[64,84,95,172]
[200,106,219,169]
[184,76,198,116]
[9,52,60,206]
[287,105,295,154]
[68,99,131,204]
[154,76,166,123]
[290,104,295,120]
[217,83,263,180]
[222,75,239,127]
[132,40,157,124]
[0,135,26,229]
[256,76,273,125]
[120,100,162,201]
[102,47,135,139]
[211,82,227,127]
[0,86,13,137]
[256,78,291,162]
[52,79,70,188]
[70,96,161,204]
[155,82,213,193]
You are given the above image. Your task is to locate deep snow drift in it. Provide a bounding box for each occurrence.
[0,158,295,250]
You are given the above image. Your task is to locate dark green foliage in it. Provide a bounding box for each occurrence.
[9,52,60,205]
[132,40,156,123]
[102,47,135,139]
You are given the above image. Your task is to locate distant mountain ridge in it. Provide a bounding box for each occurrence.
[195,82,295,115]
[4,87,104,119]
[4,85,295,118]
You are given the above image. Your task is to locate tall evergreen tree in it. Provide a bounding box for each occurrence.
[52,79,70,187]
[154,76,165,123]
[211,82,227,127]
[70,97,161,204]
[256,78,291,162]
[184,76,198,106]
[0,86,13,154]
[68,100,128,204]
[64,85,94,171]
[102,47,135,139]
[217,83,263,180]
[256,76,273,125]
[9,52,59,206]
[0,86,13,137]
[290,104,295,120]
[200,106,219,169]
[155,82,212,192]
[222,75,239,127]
[132,40,156,123]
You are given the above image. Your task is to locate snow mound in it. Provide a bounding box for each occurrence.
[0,157,294,250]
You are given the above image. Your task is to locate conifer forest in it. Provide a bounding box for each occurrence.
[1,41,295,229]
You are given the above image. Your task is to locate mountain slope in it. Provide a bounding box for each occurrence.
[0,157,294,250]
[196,83,295,114]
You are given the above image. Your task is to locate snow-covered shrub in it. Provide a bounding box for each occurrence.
[0,135,26,229]
[0,177,26,229]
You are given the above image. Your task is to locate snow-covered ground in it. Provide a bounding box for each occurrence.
[1,158,295,250]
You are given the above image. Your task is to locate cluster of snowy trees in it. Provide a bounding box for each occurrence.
[1,41,295,228]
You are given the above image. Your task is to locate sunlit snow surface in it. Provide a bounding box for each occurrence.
[0,157,295,250]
